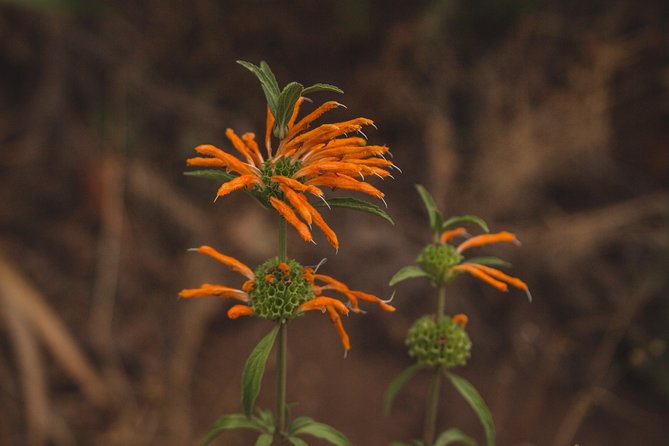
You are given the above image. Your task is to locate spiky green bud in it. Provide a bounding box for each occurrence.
[417,243,464,285]
[406,315,471,368]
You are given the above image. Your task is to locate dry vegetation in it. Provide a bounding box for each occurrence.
[1,1,668,445]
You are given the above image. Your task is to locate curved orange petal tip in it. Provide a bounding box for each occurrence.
[451,264,509,292]
[452,313,469,327]
[196,246,255,279]
[242,279,255,292]
[228,305,255,319]
[269,197,313,242]
[300,296,349,315]
[215,174,260,199]
[440,227,468,244]
[327,306,351,351]
[456,231,517,253]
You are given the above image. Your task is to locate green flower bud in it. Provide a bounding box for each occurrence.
[249,257,314,323]
[406,315,471,368]
[417,243,464,285]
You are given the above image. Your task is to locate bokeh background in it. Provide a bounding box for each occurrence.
[1,1,668,445]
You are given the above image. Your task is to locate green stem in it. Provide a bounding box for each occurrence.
[278,218,287,262]
[436,284,446,320]
[274,323,288,443]
[423,366,442,446]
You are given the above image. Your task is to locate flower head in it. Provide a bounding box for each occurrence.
[406,314,471,368]
[179,246,395,351]
[187,62,396,250]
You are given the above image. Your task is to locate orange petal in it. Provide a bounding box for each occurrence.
[452,313,468,327]
[456,231,518,253]
[179,284,249,301]
[226,128,257,165]
[228,304,255,319]
[242,280,255,292]
[196,246,254,279]
[300,296,349,315]
[349,290,396,312]
[186,157,228,167]
[215,174,260,198]
[286,97,305,132]
[279,184,313,225]
[271,175,324,197]
[194,144,255,176]
[269,197,313,242]
[327,306,350,351]
[242,132,263,165]
[287,101,343,139]
[440,227,468,244]
[265,105,275,158]
[306,201,339,250]
[451,264,508,292]
[464,263,529,291]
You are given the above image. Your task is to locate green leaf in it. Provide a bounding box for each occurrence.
[289,416,315,434]
[434,428,477,446]
[254,408,275,431]
[259,61,281,95]
[274,82,305,138]
[388,266,429,287]
[391,441,426,446]
[446,372,495,446]
[415,184,443,233]
[384,363,425,415]
[184,169,237,183]
[313,197,394,225]
[255,434,273,446]
[464,257,511,268]
[242,327,279,416]
[237,60,280,115]
[202,413,265,446]
[288,437,309,446]
[292,419,351,446]
[302,83,344,95]
[442,215,489,233]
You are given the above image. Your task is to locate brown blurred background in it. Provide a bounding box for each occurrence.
[1,1,668,445]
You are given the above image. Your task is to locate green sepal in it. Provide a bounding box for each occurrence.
[302,83,344,95]
[201,413,266,446]
[242,327,279,416]
[314,197,394,225]
[184,169,237,183]
[434,428,477,446]
[388,265,429,287]
[415,184,444,234]
[464,257,511,268]
[288,437,309,446]
[384,363,425,415]
[274,81,305,139]
[446,372,495,446]
[291,418,351,446]
[441,215,489,233]
[255,434,273,446]
[237,60,280,113]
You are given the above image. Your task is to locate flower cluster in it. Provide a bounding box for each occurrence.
[179,246,395,351]
[187,97,396,250]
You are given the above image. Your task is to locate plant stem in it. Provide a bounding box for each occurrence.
[274,323,288,443]
[423,366,442,446]
[437,284,446,320]
[274,217,288,445]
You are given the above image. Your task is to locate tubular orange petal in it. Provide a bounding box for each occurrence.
[196,246,254,279]
[194,144,255,176]
[271,176,324,197]
[453,313,469,327]
[300,296,349,315]
[242,132,263,165]
[440,227,468,244]
[456,231,518,253]
[288,101,343,139]
[226,128,256,165]
[186,157,228,167]
[327,306,350,351]
[464,263,529,291]
[228,304,255,319]
[349,291,396,312]
[305,199,339,250]
[279,184,313,225]
[306,174,384,198]
[286,97,305,132]
[451,264,508,292]
[265,106,274,158]
[269,197,313,242]
[242,279,255,292]
[215,174,261,198]
[179,284,249,301]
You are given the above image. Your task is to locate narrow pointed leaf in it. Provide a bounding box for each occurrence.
[292,420,351,446]
[274,82,305,138]
[237,60,280,114]
[255,434,273,446]
[388,266,429,287]
[442,215,489,233]
[184,169,237,183]
[288,437,309,446]
[313,197,394,225]
[254,408,275,430]
[259,61,280,94]
[289,416,315,434]
[302,83,344,95]
[415,184,443,233]
[384,363,425,415]
[446,372,495,446]
[391,441,426,446]
[202,413,265,446]
[463,257,511,268]
[242,327,279,416]
[434,428,477,446]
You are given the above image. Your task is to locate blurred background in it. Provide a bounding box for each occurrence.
[1,0,668,445]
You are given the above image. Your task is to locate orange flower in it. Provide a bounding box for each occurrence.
[187,98,395,250]
[180,248,395,351]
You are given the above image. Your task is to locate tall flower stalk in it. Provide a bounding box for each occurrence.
[180,61,396,446]
[385,185,530,446]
